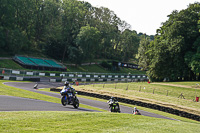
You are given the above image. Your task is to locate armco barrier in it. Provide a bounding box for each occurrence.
[50,88,200,121]
[0,68,148,81]
[49,78,148,82]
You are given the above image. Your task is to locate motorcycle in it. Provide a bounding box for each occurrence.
[60,88,79,108]
[108,101,121,113]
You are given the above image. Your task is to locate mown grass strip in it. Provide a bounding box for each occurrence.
[0,111,199,133]
[43,88,200,124]
[73,82,200,115]
[77,95,200,124]
[0,80,59,103]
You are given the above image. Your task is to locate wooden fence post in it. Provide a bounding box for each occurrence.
[178,93,185,99]
[126,84,129,90]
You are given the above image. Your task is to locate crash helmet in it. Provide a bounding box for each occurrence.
[64,81,69,86]
[111,96,116,101]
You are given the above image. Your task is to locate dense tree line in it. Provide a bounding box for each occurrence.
[0,0,146,64]
[137,2,200,81]
[4,0,199,82]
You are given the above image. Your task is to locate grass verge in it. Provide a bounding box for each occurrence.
[0,59,146,74]
[65,82,200,115]
[44,88,200,124]
[0,111,199,133]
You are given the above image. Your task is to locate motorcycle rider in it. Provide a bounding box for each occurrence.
[107,97,119,108]
[107,97,116,105]
[62,81,76,97]
[133,107,141,115]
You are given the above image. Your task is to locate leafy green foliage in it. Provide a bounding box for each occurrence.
[75,25,101,64]
[100,61,112,70]
[138,2,200,81]
[0,0,147,65]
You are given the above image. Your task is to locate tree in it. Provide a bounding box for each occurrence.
[145,2,200,81]
[75,25,101,63]
[120,29,140,62]
[137,35,151,70]
[61,0,89,63]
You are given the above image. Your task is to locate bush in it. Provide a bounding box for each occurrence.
[100,61,112,70]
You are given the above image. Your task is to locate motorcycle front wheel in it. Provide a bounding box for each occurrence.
[73,99,79,108]
[61,96,67,106]
[116,105,121,113]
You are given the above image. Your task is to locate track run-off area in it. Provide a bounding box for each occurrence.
[1,82,177,121]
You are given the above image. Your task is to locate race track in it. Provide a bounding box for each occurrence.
[2,82,177,120]
[0,95,95,112]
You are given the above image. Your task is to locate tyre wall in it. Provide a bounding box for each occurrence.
[50,88,200,122]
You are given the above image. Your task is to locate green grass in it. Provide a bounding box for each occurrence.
[42,88,200,124]
[0,80,200,132]
[0,59,145,74]
[67,64,109,73]
[0,80,59,103]
[66,64,146,74]
[160,81,200,87]
[74,82,200,115]
[0,59,23,69]
[0,80,106,112]
[77,95,200,124]
[0,111,199,133]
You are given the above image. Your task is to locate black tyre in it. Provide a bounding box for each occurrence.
[110,106,114,112]
[61,96,67,106]
[116,105,120,113]
[73,99,79,108]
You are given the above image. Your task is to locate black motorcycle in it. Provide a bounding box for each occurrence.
[60,88,79,108]
[108,101,120,113]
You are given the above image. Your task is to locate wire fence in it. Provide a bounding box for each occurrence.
[84,82,200,102]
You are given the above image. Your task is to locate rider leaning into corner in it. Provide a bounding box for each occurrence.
[107,96,120,113]
[107,97,117,106]
[108,97,114,103]
[62,81,76,97]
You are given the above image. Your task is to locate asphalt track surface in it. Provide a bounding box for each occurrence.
[1,82,177,120]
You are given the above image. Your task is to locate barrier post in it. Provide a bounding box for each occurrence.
[76,81,79,86]
[196,96,199,102]
[126,84,129,90]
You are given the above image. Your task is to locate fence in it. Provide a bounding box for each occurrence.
[0,68,148,82]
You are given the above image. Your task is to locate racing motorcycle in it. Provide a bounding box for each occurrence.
[60,88,79,108]
[108,101,121,113]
